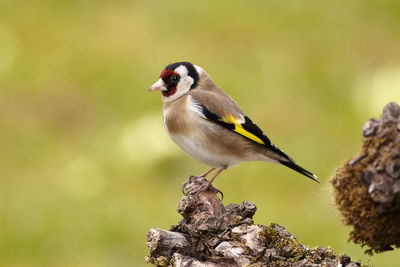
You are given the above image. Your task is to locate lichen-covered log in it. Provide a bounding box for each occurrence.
[146,175,361,266]
[331,101,400,254]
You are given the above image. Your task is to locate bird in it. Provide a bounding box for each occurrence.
[148,61,318,195]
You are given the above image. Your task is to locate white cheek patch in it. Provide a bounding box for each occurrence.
[175,65,194,90]
[178,76,194,92]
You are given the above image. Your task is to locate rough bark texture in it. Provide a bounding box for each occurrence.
[331,101,400,254]
[146,175,361,266]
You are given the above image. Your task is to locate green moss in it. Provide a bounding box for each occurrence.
[145,255,170,267]
[259,224,353,265]
[259,223,306,261]
[259,223,280,243]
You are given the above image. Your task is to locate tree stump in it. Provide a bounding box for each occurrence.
[146,176,361,266]
[332,101,400,254]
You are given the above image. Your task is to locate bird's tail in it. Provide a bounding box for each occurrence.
[278,159,319,183]
[262,141,319,183]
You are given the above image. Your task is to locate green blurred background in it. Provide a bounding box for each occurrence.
[1,0,400,266]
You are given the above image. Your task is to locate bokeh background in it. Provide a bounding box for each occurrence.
[1,0,400,266]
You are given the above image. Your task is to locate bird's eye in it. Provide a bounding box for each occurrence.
[172,76,180,82]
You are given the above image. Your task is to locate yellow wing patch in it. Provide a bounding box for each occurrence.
[234,124,265,144]
[221,114,265,145]
[221,114,241,124]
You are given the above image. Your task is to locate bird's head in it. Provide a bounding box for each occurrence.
[148,61,202,102]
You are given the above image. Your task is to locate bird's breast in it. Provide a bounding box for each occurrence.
[163,96,194,136]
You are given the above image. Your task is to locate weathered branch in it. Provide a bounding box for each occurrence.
[331,101,400,254]
[146,176,361,266]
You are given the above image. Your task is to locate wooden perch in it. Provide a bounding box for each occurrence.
[146,176,361,266]
[332,101,400,254]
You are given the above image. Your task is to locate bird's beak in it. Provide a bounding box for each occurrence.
[148,79,167,92]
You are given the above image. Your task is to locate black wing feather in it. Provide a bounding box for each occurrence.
[201,104,288,157]
[199,103,319,183]
[241,116,294,162]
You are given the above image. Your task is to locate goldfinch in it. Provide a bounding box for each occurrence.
[148,61,318,192]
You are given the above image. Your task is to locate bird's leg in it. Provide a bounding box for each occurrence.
[206,168,225,199]
[199,168,216,178]
[207,168,224,185]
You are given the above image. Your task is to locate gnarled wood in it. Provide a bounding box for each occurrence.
[147,176,360,266]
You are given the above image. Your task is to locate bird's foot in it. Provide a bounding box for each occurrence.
[182,175,223,200]
[181,179,190,195]
[207,182,224,200]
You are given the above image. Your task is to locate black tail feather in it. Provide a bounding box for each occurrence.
[278,160,319,183]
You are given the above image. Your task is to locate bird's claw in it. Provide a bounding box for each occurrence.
[181,180,189,195]
[182,177,223,200]
[208,182,224,200]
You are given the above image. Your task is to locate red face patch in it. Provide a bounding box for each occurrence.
[160,70,179,83]
[160,69,180,97]
[162,87,177,97]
